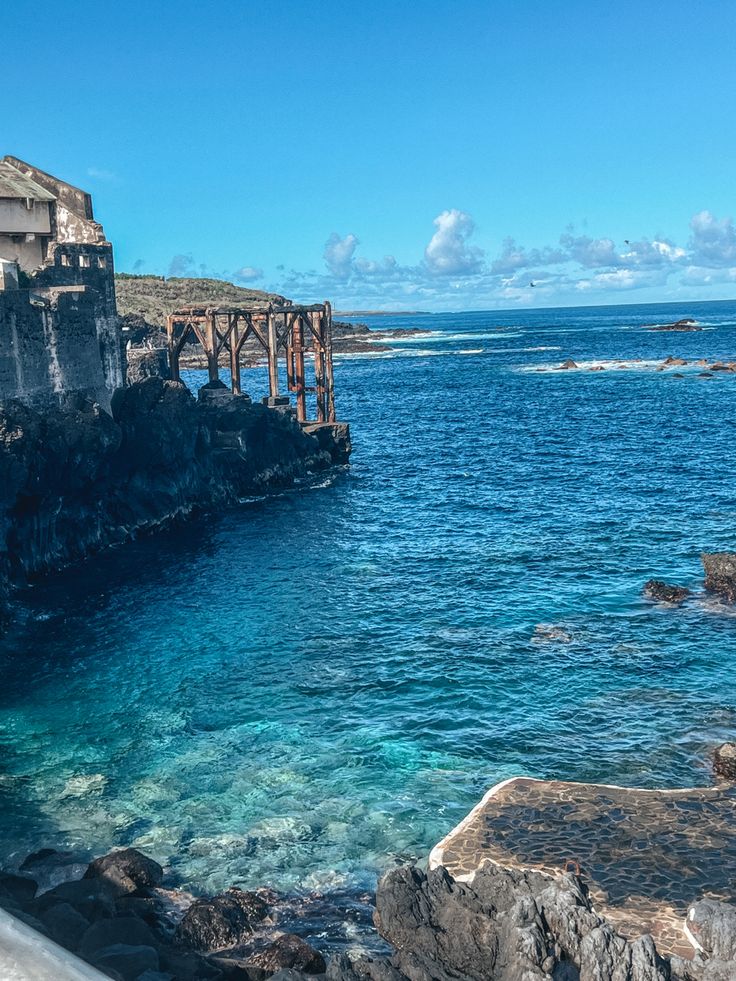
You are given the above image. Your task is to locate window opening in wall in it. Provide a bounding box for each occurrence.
[61,254,71,266]
[79,255,91,268]
[97,256,107,269]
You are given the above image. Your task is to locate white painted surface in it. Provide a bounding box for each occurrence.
[0,908,106,980]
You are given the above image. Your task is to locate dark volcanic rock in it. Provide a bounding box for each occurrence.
[0,872,37,905]
[0,378,350,623]
[37,901,90,951]
[92,942,160,980]
[560,358,578,369]
[79,915,158,959]
[246,934,326,975]
[357,864,670,981]
[713,742,736,782]
[644,579,691,604]
[125,347,171,384]
[177,888,269,952]
[84,847,163,895]
[702,552,736,601]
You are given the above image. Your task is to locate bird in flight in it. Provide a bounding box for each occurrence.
[624,239,630,245]
[529,281,536,287]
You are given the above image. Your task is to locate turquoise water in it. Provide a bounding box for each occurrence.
[2,299,736,903]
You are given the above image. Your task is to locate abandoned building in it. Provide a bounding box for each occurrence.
[0,156,124,411]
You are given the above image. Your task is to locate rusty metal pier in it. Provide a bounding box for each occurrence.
[166,301,336,423]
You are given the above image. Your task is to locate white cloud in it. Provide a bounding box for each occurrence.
[234,265,264,282]
[324,232,359,279]
[688,210,736,267]
[87,166,117,181]
[424,209,484,276]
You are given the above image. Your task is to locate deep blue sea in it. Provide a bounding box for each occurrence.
[2,299,736,908]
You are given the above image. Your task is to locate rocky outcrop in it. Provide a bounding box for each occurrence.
[3,845,736,980]
[0,379,350,622]
[702,553,736,602]
[644,580,691,604]
[713,743,736,783]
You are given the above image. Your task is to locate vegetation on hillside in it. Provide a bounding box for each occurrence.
[115,275,288,329]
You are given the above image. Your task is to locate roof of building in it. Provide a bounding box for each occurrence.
[0,160,56,202]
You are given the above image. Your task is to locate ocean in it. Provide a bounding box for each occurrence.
[2,298,736,910]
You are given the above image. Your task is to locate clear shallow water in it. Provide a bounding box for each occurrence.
[2,299,736,900]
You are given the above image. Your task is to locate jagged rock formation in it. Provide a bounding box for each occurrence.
[4,851,734,980]
[702,553,736,603]
[0,378,350,621]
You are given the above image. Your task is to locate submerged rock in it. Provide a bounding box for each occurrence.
[643,580,691,604]
[245,934,326,975]
[702,552,736,602]
[177,887,269,952]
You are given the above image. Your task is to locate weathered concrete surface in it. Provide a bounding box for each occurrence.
[0,378,350,621]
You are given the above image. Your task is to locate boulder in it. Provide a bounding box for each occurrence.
[368,864,670,981]
[246,934,326,975]
[687,900,736,962]
[84,847,164,895]
[38,901,90,952]
[643,580,691,604]
[559,359,578,369]
[79,914,159,959]
[177,888,269,952]
[713,743,736,782]
[702,552,736,602]
[663,356,688,366]
[0,871,37,904]
[92,943,160,981]
[126,348,171,385]
[31,876,118,921]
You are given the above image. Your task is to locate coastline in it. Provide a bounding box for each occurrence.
[0,378,350,624]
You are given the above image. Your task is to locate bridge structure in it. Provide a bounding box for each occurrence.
[166,301,336,423]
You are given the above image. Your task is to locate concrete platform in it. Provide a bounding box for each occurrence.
[429,777,736,960]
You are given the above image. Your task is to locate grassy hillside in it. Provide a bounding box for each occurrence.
[115,275,288,328]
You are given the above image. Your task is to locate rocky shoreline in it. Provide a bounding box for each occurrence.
[0,378,350,624]
[2,840,736,980]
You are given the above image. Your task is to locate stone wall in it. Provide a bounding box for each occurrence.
[0,284,122,411]
[0,242,124,412]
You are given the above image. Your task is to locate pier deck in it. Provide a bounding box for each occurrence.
[429,776,736,959]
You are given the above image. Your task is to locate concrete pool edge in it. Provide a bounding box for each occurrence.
[0,907,107,980]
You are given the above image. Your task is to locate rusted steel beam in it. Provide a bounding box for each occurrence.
[267,305,279,397]
[230,314,241,394]
[205,312,219,384]
[166,314,180,383]
[324,300,336,422]
[293,314,307,422]
[311,310,326,423]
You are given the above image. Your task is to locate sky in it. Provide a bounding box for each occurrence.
[5,0,736,311]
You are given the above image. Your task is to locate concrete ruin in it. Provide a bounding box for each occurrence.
[0,156,124,411]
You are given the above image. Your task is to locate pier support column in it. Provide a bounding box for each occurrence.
[293,314,307,422]
[267,306,280,398]
[324,300,336,422]
[230,314,241,394]
[205,311,219,384]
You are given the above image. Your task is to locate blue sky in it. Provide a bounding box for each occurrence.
[5,0,736,310]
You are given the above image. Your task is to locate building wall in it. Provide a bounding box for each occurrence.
[0,198,52,234]
[0,286,119,411]
[0,233,47,270]
[0,159,125,412]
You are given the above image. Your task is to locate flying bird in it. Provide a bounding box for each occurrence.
[624,239,630,245]
[529,281,536,287]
